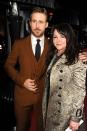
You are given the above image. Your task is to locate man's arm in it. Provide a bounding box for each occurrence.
[4,40,38,92]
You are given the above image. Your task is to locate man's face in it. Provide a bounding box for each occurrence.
[30,12,48,37]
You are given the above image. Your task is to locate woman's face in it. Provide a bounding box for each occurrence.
[53,29,67,54]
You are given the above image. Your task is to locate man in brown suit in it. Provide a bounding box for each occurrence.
[4,7,49,131]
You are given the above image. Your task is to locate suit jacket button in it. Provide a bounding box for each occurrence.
[60,70,63,73]
[58,101,61,105]
[58,94,61,97]
[58,110,61,113]
[59,79,62,81]
[59,87,62,89]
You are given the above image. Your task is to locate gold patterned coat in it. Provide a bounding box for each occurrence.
[43,54,87,131]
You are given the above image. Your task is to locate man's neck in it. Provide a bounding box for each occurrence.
[31,34,44,40]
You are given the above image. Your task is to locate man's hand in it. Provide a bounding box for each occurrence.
[79,52,87,62]
[24,79,38,93]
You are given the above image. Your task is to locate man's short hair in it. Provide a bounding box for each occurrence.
[30,7,48,21]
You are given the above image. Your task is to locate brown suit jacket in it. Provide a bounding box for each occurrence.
[4,35,49,106]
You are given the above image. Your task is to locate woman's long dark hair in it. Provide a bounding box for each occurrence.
[46,23,80,66]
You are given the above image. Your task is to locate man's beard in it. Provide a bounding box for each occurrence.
[31,29,44,37]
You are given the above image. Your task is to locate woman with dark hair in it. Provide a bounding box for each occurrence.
[43,23,87,131]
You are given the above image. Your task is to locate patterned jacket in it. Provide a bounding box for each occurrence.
[43,54,87,131]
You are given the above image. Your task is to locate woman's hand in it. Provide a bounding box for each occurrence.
[69,120,79,131]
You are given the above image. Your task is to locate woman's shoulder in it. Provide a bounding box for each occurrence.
[72,60,87,70]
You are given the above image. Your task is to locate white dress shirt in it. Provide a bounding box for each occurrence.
[31,34,44,56]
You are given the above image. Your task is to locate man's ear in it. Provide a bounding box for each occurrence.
[46,22,48,28]
[29,20,31,27]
